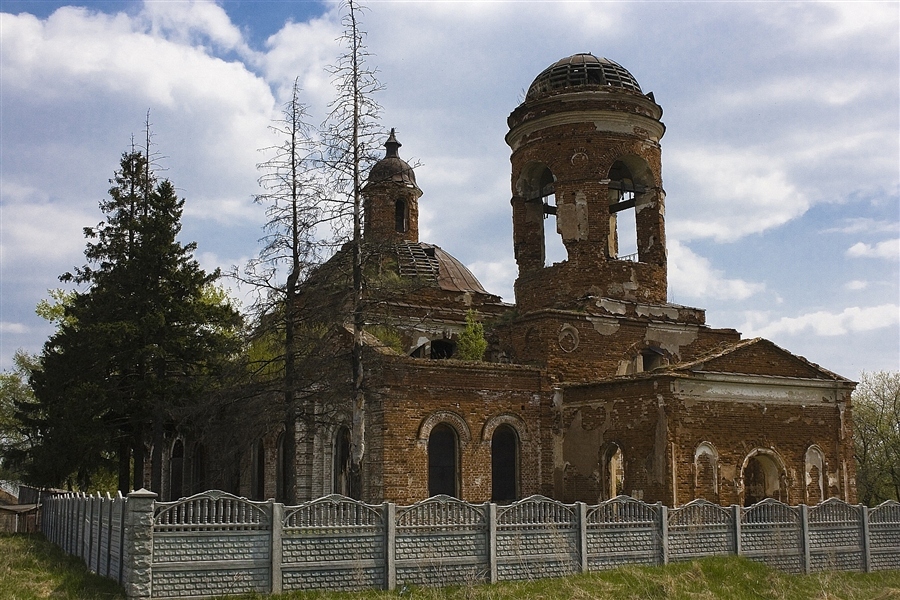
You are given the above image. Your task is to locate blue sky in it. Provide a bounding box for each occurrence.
[1,0,898,379]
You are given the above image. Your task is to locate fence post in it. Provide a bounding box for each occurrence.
[658,503,669,566]
[486,502,498,583]
[800,504,810,574]
[384,502,396,591]
[732,505,742,556]
[81,493,89,562]
[123,489,157,600]
[271,501,283,594]
[860,504,871,573]
[576,502,588,573]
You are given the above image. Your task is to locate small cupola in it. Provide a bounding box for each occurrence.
[363,129,423,243]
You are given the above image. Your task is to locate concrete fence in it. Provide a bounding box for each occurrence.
[40,490,900,600]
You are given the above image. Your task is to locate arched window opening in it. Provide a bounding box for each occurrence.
[805,446,825,504]
[428,424,459,497]
[275,433,286,502]
[395,199,408,233]
[600,443,625,501]
[333,426,352,496]
[537,166,566,266]
[743,452,785,506]
[607,160,640,261]
[251,439,265,500]
[694,442,719,501]
[431,339,455,359]
[169,440,184,501]
[639,346,666,372]
[191,443,206,494]
[491,425,519,503]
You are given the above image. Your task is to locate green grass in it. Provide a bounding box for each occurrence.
[0,533,124,599]
[1,533,898,600]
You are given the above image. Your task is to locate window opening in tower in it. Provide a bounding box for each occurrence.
[608,161,641,261]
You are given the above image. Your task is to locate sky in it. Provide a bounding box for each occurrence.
[1,0,898,380]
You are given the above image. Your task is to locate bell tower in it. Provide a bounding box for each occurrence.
[506,54,668,312]
[363,129,422,243]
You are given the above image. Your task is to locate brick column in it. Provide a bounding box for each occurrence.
[123,489,157,600]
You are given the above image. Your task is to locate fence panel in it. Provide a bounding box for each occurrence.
[395,495,489,587]
[808,499,864,572]
[151,491,272,599]
[586,496,662,569]
[496,496,579,581]
[282,494,386,592]
[741,499,803,573]
[869,500,900,571]
[669,499,735,561]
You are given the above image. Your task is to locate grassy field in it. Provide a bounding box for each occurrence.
[1,533,898,600]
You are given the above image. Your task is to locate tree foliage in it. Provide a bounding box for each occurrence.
[19,148,242,492]
[456,310,487,361]
[853,370,900,505]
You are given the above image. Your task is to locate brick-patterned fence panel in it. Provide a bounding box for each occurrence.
[281,494,386,592]
[586,496,662,569]
[669,499,736,562]
[496,495,579,581]
[395,495,490,588]
[39,491,900,599]
[869,500,900,571]
[808,499,865,572]
[741,499,803,573]
[151,491,272,599]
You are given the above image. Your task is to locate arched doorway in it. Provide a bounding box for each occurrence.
[169,440,184,501]
[491,425,518,503]
[743,451,786,506]
[428,424,458,497]
[600,442,625,500]
[333,426,351,496]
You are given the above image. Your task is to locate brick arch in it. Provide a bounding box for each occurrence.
[417,411,471,447]
[693,441,719,500]
[740,447,789,506]
[481,413,528,444]
[805,444,826,504]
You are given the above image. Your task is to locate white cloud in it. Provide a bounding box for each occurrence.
[0,323,28,335]
[846,239,899,260]
[142,0,253,57]
[844,280,869,291]
[823,218,899,235]
[668,240,765,301]
[666,148,809,242]
[741,304,900,338]
[468,259,516,304]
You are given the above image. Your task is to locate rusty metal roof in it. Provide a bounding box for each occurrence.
[396,242,489,294]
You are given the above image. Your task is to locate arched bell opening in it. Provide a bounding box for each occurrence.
[515,162,565,268]
[607,156,657,263]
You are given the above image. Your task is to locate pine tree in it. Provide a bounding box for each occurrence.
[25,148,242,492]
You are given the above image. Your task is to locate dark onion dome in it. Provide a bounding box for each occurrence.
[525,54,642,101]
[367,128,419,189]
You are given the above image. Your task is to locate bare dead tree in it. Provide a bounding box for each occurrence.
[233,79,328,503]
[320,0,384,499]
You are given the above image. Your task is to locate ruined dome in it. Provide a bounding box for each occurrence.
[396,242,491,295]
[525,54,642,101]
[367,128,419,188]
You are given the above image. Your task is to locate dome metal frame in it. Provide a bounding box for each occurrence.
[526,54,642,101]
